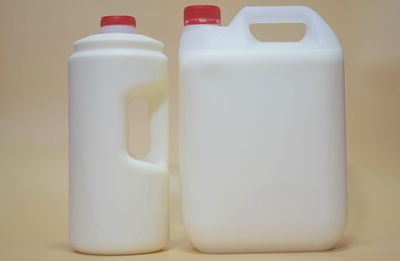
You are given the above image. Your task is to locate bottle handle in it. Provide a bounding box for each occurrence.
[229,6,339,47]
[125,78,169,169]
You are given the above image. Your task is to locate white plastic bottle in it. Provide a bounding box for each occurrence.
[69,16,169,254]
[179,5,346,253]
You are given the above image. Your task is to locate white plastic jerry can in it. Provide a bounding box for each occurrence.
[179,5,346,253]
[69,16,169,254]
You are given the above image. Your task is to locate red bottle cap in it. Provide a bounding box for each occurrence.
[100,16,136,27]
[184,5,221,26]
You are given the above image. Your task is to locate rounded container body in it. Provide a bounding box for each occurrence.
[179,6,346,253]
[68,33,169,254]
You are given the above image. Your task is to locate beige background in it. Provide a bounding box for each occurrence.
[1,0,399,260]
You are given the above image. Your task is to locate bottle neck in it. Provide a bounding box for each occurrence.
[101,25,136,34]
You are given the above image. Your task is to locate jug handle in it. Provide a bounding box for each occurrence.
[229,6,340,48]
[125,78,169,171]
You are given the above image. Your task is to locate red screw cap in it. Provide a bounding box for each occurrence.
[184,5,221,26]
[100,16,136,27]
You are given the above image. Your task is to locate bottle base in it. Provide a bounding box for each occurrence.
[70,240,167,255]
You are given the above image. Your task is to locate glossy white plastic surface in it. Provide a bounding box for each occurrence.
[68,29,169,254]
[179,6,346,253]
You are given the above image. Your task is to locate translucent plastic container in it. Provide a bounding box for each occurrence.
[69,16,169,254]
[179,5,346,253]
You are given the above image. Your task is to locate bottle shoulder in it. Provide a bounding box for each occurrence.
[72,33,165,53]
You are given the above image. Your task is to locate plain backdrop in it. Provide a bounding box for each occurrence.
[0,0,399,260]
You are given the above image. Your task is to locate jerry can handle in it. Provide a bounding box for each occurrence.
[229,6,339,48]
